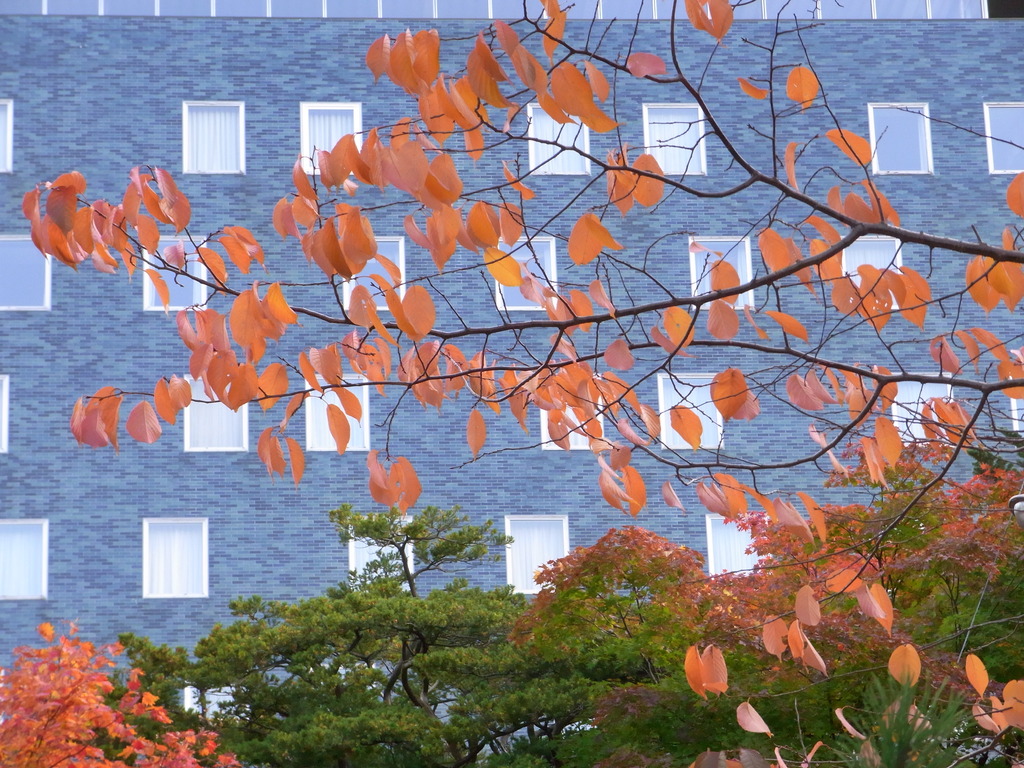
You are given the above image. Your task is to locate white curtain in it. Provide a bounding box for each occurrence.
[507,518,566,593]
[0,523,44,598]
[187,104,241,172]
[646,105,701,175]
[306,107,354,157]
[692,240,745,297]
[930,0,984,17]
[819,0,872,18]
[875,0,927,17]
[530,109,588,174]
[1,240,47,309]
[873,106,928,172]
[0,102,9,171]
[147,521,204,597]
[893,381,948,440]
[707,516,756,574]
[988,106,1024,172]
[187,399,246,450]
[305,387,367,451]
[662,377,718,450]
[845,237,897,274]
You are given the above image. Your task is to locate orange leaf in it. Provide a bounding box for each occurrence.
[325,403,351,454]
[869,582,894,635]
[285,436,305,486]
[467,408,486,458]
[762,618,788,660]
[711,368,749,421]
[631,153,665,207]
[1007,172,1024,218]
[627,52,666,77]
[797,490,827,542]
[700,645,728,694]
[707,300,739,340]
[875,415,903,466]
[568,212,622,265]
[126,400,162,443]
[888,644,921,686]
[763,310,809,342]
[485,246,523,287]
[603,338,634,371]
[795,585,820,626]
[738,76,769,99]
[144,269,170,311]
[785,141,799,188]
[736,701,772,737]
[966,654,989,698]
[826,128,872,166]
[401,285,436,342]
[670,406,704,450]
[685,645,706,699]
[786,66,819,110]
[583,60,610,101]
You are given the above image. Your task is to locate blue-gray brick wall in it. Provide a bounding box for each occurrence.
[0,13,1021,656]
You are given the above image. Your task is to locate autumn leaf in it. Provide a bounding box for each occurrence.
[737,701,773,736]
[826,128,872,166]
[467,408,486,458]
[786,66,819,110]
[568,212,622,265]
[888,644,921,686]
[711,368,749,420]
[626,52,666,78]
[126,401,162,444]
[738,77,768,99]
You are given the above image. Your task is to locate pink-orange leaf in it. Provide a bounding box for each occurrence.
[795,585,821,626]
[626,52,666,78]
[604,338,635,371]
[1007,172,1024,218]
[126,400,162,443]
[737,701,773,737]
[467,408,486,458]
[711,368,749,421]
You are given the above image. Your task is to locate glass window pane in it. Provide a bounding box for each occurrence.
[893,381,949,440]
[0,240,49,310]
[47,0,99,13]
[492,0,531,18]
[988,105,1024,172]
[0,101,11,173]
[382,0,434,15]
[144,254,208,311]
[436,0,488,16]
[305,384,369,451]
[186,103,242,173]
[186,394,247,450]
[271,0,322,15]
[146,521,205,597]
[326,0,377,14]
[106,0,157,13]
[765,0,817,17]
[707,516,756,574]
[690,238,751,305]
[872,105,930,172]
[732,0,763,18]
[566,0,600,17]
[0,0,44,13]
[528,107,588,174]
[844,238,899,275]
[216,0,267,15]
[601,0,651,18]
[161,0,212,14]
[930,0,984,16]
[305,106,355,161]
[506,518,567,593]
[496,238,556,311]
[0,522,45,599]
[660,376,720,450]
[818,0,872,17]
[645,104,704,174]
[346,237,403,309]
[875,0,927,17]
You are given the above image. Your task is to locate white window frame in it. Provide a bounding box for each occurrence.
[0,520,48,600]
[143,518,209,599]
[183,380,249,452]
[526,103,591,175]
[504,515,569,594]
[891,378,952,441]
[983,103,1024,174]
[642,103,706,176]
[539,407,604,451]
[0,236,52,311]
[867,103,933,175]
[182,101,246,174]
[304,377,371,452]
[0,375,8,453]
[705,514,757,575]
[0,100,11,173]
[343,237,406,312]
[688,236,754,307]
[658,373,723,450]
[495,236,557,313]
[299,101,362,174]
[142,255,209,311]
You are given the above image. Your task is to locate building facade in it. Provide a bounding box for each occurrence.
[1,1,1023,655]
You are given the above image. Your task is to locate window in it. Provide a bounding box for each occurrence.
[305,379,370,452]
[505,516,568,594]
[0,375,7,453]
[348,521,413,576]
[182,686,232,715]
[143,519,208,598]
[0,521,47,600]
[892,380,951,440]
[183,101,245,174]
[495,237,556,312]
[143,254,209,311]
[689,237,753,306]
[183,383,248,451]
[344,237,405,311]
[0,237,51,311]
[658,374,723,450]
[539,407,603,450]
[643,104,705,175]
[527,104,590,175]
[705,515,757,574]
[868,104,932,174]
[843,237,901,279]
[299,102,361,174]
[984,104,1024,173]
[0,100,11,173]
